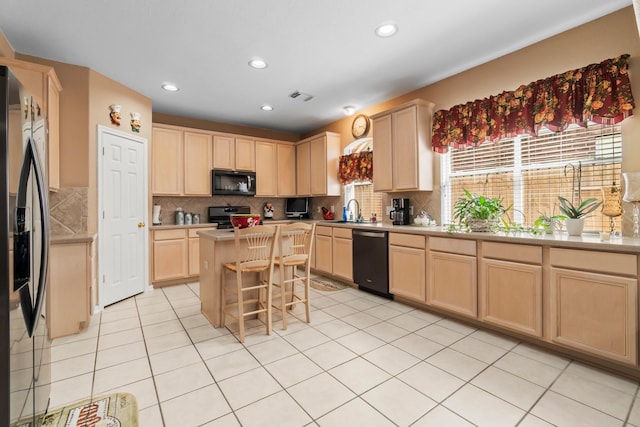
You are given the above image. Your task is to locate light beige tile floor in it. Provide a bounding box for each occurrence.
[48,279,640,426]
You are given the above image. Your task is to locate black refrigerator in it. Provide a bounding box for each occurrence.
[0,65,51,426]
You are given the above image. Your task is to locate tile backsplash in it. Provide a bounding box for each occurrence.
[49,187,88,235]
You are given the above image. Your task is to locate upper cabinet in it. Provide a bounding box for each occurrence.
[213,135,255,171]
[0,58,62,192]
[371,99,434,192]
[152,125,212,196]
[296,132,341,197]
[255,140,296,197]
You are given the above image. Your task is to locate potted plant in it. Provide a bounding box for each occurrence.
[453,189,511,232]
[533,213,566,234]
[557,196,602,236]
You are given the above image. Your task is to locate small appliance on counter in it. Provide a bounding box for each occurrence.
[152,205,162,225]
[390,198,411,225]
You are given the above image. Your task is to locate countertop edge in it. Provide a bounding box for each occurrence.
[51,233,97,244]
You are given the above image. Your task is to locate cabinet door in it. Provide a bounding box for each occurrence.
[188,237,200,276]
[392,106,418,190]
[213,135,235,170]
[277,144,296,196]
[428,251,477,318]
[235,137,255,171]
[372,114,393,192]
[479,259,542,337]
[389,245,426,302]
[255,141,277,197]
[47,77,60,191]
[309,136,327,195]
[152,127,183,195]
[153,239,188,281]
[549,267,637,365]
[184,131,212,196]
[332,237,353,281]
[314,234,332,274]
[296,140,311,196]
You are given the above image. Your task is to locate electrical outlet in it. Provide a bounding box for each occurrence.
[410,206,414,215]
[317,206,322,213]
[386,206,392,215]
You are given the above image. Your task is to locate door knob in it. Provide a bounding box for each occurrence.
[138,222,145,228]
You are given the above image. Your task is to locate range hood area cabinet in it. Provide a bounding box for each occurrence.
[212,135,255,172]
[371,99,434,192]
[296,131,341,197]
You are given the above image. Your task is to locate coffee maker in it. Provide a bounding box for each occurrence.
[390,198,411,225]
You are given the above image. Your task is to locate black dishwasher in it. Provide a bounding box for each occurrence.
[352,229,392,299]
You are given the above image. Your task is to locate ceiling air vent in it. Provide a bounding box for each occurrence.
[289,91,314,102]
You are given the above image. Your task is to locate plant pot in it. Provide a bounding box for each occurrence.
[565,218,584,236]
[467,218,495,232]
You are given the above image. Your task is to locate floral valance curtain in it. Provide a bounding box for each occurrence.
[432,54,635,153]
[339,151,373,185]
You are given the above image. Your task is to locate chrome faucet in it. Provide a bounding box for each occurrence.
[346,198,362,222]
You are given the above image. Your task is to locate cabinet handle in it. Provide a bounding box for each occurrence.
[138,222,146,228]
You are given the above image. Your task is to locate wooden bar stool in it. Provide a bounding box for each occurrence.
[273,222,315,330]
[221,224,280,343]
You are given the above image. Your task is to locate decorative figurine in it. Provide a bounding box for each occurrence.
[263,202,274,219]
[109,104,122,126]
[130,112,141,133]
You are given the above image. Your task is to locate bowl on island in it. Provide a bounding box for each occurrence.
[230,214,261,229]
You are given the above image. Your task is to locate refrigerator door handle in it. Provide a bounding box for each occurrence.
[14,136,49,337]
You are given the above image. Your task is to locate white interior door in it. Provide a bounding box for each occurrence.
[98,125,148,307]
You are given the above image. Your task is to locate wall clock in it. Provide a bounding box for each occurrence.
[351,114,371,139]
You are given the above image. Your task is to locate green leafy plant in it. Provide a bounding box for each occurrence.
[453,189,511,231]
[533,213,566,233]
[557,196,602,219]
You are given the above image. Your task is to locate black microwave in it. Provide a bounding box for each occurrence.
[212,169,256,196]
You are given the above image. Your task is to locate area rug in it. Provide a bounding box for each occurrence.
[310,276,348,292]
[21,393,138,427]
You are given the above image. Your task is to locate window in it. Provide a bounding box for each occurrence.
[342,138,383,221]
[441,123,622,233]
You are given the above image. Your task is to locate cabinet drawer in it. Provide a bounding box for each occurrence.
[389,233,425,249]
[316,226,333,237]
[154,229,187,241]
[482,242,542,264]
[188,227,215,238]
[429,236,476,256]
[332,227,352,239]
[550,248,637,276]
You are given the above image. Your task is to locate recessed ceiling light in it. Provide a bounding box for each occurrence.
[249,58,268,69]
[161,83,179,92]
[343,106,355,116]
[375,23,398,38]
[260,105,274,111]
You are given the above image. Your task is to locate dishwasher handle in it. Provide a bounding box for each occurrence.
[353,230,387,238]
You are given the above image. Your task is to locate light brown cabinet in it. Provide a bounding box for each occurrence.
[48,237,94,339]
[255,141,296,197]
[152,126,184,195]
[332,228,353,282]
[0,57,62,192]
[213,135,255,171]
[296,132,341,196]
[314,226,333,275]
[389,233,426,302]
[152,125,213,196]
[549,248,637,365]
[427,236,477,318]
[184,131,213,196]
[479,242,542,337]
[371,99,434,192]
[152,227,216,283]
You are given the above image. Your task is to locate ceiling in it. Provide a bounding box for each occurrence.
[0,0,632,135]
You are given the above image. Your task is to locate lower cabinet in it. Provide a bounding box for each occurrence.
[152,227,215,283]
[549,248,637,365]
[389,233,426,302]
[332,228,353,281]
[314,226,333,275]
[48,237,94,338]
[427,237,477,318]
[479,242,543,337]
